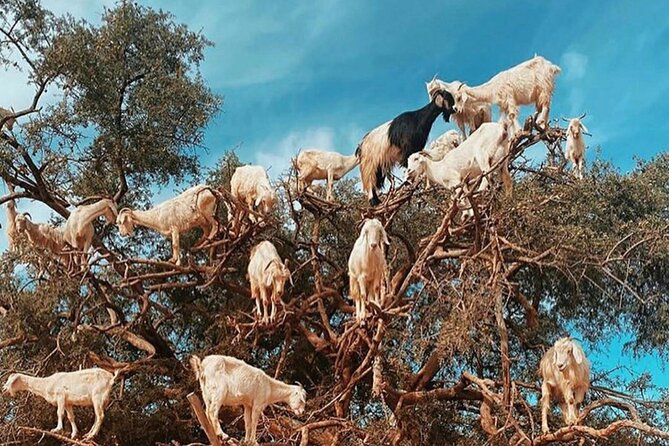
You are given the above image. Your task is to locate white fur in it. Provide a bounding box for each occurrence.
[347,219,389,322]
[116,185,219,265]
[427,130,463,161]
[0,107,15,131]
[564,117,589,180]
[190,355,306,445]
[3,368,119,440]
[62,199,117,269]
[230,165,276,223]
[296,149,359,201]
[539,337,590,434]
[426,79,491,138]
[14,213,70,270]
[450,56,561,134]
[406,122,512,197]
[4,181,18,250]
[247,240,292,324]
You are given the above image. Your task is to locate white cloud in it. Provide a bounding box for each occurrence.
[251,126,363,181]
[253,127,336,180]
[559,51,590,117]
[561,51,588,82]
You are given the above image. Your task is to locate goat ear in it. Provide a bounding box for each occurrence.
[419,151,434,160]
[254,196,262,208]
[383,230,390,246]
[580,123,589,134]
[434,94,444,109]
[572,345,584,364]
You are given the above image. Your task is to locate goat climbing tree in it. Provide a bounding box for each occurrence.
[2,2,669,446]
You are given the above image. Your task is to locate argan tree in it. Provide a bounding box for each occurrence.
[1,1,669,446]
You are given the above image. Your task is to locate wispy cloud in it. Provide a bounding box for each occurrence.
[560,51,588,82]
[253,127,335,179]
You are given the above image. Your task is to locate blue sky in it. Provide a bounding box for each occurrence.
[1,0,668,388]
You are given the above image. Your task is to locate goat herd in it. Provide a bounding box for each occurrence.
[2,54,593,444]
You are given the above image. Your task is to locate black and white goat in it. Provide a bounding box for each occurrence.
[356,90,455,206]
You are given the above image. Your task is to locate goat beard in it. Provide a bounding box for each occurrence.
[441,111,451,123]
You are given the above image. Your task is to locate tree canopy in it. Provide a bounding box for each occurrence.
[1,2,668,446]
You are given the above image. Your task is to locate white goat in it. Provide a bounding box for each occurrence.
[190,355,306,445]
[427,130,463,161]
[229,165,276,223]
[406,122,512,197]
[4,181,19,250]
[539,337,590,434]
[296,149,359,201]
[413,130,463,189]
[3,368,120,439]
[116,185,220,265]
[426,79,492,138]
[14,213,70,267]
[0,107,16,131]
[247,240,292,324]
[564,115,589,180]
[62,198,117,268]
[348,219,389,322]
[449,55,561,134]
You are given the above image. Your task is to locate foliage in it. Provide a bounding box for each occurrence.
[1,2,669,446]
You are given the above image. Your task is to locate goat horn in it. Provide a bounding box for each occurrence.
[23,212,32,220]
[561,117,569,122]
[418,150,434,160]
[457,83,464,91]
[578,112,587,120]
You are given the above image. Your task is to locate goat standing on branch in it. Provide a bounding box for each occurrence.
[348,219,389,322]
[539,337,591,434]
[406,121,513,197]
[426,129,463,161]
[4,180,19,250]
[356,90,455,206]
[426,79,491,138]
[247,240,292,324]
[296,149,359,201]
[3,368,121,440]
[0,106,16,131]
[190,355,306,445]
[62,198,118,269]
[444,55,560,135]
[116,185,221,265]
[229,165,276,223]
[14,212,70,269]
[564,114,589,180]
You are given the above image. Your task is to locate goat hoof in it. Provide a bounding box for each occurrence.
[51,427,63,433]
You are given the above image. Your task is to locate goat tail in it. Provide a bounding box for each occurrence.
[190,355,203,382]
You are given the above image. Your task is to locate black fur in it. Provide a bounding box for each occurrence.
[388,91,454,168]
[370,191,381,207]
[365,91,454,206]
[375,165,385,189]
